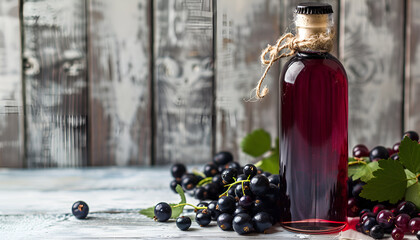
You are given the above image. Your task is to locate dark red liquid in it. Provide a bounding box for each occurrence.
[279,52,348,233]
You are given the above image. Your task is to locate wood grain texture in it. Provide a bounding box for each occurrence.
[88,0,152,166]
[0,0,24,167]
[154,0,214,164]
[215,0,282,164]
[22,0,88,167]
[340,0,404,149]
[405,0,420,133]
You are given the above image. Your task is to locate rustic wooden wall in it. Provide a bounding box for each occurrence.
[0,0,23,167]
[88,0,152,166]
[154,0,213,164]
[340,0,405,150]
[22,0,88,167]
[1,0,419,167]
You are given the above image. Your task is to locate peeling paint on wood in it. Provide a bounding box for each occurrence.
[22,0,88,167]
[154,0,214,164]
[405,0,420,133]
[215,0,282,164]
[340,0,404,149]
[88,0,152,166]
[0,0,24,168]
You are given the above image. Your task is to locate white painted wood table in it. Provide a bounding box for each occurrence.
[0,167,410,239]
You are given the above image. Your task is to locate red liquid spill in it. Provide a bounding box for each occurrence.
[279,52,348,234]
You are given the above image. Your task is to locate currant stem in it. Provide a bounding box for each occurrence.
[197,177,213,186]
[219,179,251,198]
[172,203,207,210]
[348,159,367,166]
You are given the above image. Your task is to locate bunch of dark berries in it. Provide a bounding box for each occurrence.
[347,130,420,239]
[160,153,283,235]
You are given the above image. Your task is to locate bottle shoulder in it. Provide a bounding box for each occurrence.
[282,52,347,79]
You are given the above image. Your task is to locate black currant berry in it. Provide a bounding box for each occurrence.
[72,201,89,219]
[250,175,270,196]
[217,196,236,213]
[176,216,191,231]
[391,153,399,161]
[181,174,199,191]
[213,151,233,166]
[196,209,212,227]
[252,212,272,233]
[208,200,221,221]
[236,174,247,181]
[369,146,389,161]
[234,206,249,216]
[204,163,219,177]
[268,174,280,185]
[398,201,417,216]
[369,225,384,239]
[227,161,241,172]
[154,202,172,222]
[221,168,238,184]
[233,213,254,235]
[353,144,370,158]
[243,164,258,178]
[170,180,179,193]
[403,130,419,142]
[238,195,253,209]
[362,217,377,234]
[171,163,186,179]
[217,213,233,231]
[235,182,252,198]
[194,187,207,200]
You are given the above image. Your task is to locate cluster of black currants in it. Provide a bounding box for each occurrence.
[347,130,420,239]
[351,201,420,239]
[162,152,283,235]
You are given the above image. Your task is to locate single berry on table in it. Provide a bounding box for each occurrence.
[403,130,419,141]
[233,213,254,235]
[369,225,384,239]
[217,213,233,231]
[369,146,390,161]
[250,175,270,196]
[213,151,233,166]
[72,201,89,219]
[252,212,272,233]
[353,144,370,158]
[154,202,172,222]
[376,210,394,229]
[171,163,186,179]
[196,209,212,227]
[176,216,192,231]
[391,228,404,240]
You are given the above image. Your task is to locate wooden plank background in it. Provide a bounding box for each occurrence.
[88,0,152,166]
[0,0,419,167]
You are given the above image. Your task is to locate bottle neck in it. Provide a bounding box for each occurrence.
[295,13,333,52]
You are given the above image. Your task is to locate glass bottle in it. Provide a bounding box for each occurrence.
[279,3,348,233]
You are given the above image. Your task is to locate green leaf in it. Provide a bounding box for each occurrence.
[139,185,186,219]
[405,182,420,210]
[240,129,271,157]
[348,165,360,178]
[351,161,380,182]
[360,159,407,204]
[399,136,420,174]
[405,169,417,188]
[255,153,279,175]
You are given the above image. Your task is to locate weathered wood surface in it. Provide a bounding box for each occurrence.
[154,0,214,164]
[215,0,282,164]
[88,0,152,166]
[340,0,405,150]
[405,0,420,133]
[0,0,24,167]
[0,167,397,239]
[22,0,88,167]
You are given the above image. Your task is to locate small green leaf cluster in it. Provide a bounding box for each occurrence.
[240,129,279,174]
